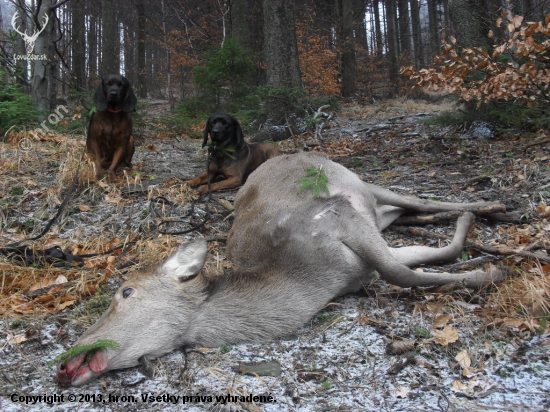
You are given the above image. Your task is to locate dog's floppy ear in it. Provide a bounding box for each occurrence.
[122,85,137,112]
[94,82,108,112]
[202,116,213,147]
[234,118,245,148]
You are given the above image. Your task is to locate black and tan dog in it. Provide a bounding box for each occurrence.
[86,74,137,182]
[185,114,281,193]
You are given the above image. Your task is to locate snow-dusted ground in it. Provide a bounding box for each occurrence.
[2,293,549,412]
[2,104,550,411]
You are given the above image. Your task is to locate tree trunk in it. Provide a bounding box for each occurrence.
[89,7,98,84]
[262,0,302,89]
[30,0,56,114]
[161,0,173,108]
[340,0,356,97]
[353,0,368,50]
[397,0,411,59]
[231,0,264,85]
[373,0,383,58]
[410,0,423,68]
[71,0,85,90]
[427,0,439,58]
[101,0,119,75]
[449,0,491,50]
[13,0,28,88]
[384,0,399,96]
[441,0,451,38]
[136,0,147,98]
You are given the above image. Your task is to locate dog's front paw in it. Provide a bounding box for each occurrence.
[197,185,208,195]
[108,171,118,182]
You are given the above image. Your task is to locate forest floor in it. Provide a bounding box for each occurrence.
[1,99,550,411]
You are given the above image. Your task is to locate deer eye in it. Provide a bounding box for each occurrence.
[122,288,133,299]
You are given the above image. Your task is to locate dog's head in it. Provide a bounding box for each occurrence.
[202,114,244,149]
[95,74,137,113]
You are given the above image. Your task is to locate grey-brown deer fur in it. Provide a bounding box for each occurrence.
[56,152,504,387]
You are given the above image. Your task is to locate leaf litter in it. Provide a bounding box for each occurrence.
[1,99,550,411]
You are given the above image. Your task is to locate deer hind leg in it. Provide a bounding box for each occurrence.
[344,212,503,289]
[389,212,475,267]
[365,182,501,215]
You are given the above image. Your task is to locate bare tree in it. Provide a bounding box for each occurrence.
[410,0,423,68]
[427,0,439,58]
[136,0,147,98]
[262,0,302,89]
[26,0,69,114]
[384,0,399,96]
[449,0,491,50]
[397,0,411,58]
[101,0,119,75]
[339,0,356,97]
[71,0,85,90]
[373,0,383,58]
[231,0,264,86]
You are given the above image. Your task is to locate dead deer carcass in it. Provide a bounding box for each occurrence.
[56,152,505,386]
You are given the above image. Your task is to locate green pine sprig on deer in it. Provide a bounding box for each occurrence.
[295,165,330,198]
[48,340,119,367]
[207,141,237,159]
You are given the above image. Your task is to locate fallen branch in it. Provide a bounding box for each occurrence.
[313,105,333,140]
[524,139,550,150]
[441,255,496,271]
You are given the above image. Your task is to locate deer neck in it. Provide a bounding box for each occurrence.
[186,274,329,348]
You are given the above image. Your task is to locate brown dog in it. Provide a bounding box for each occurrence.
[86,74,137,182]
[185,114,280,193]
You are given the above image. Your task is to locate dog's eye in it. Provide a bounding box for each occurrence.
[122,288,133,299]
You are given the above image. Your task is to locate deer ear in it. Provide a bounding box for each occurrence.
[94,83,108,111]
[160,239,208,282]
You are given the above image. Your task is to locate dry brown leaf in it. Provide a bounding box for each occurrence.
[29,275,68,292]
[105,195,122,205]
[462,366,476,378]
[432,326,459,346]
[455,349,471,368]
[11,295,34,313]
[537,201,550,217]
[78,204,91,212]
[433,314,453,329]
[58,300,75,310]
[452,380,469,392]
[216,198,234,211]
[6,332,28,345]
[425,302,443,313]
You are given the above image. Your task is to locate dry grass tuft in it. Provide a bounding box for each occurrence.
[487,263,550,331]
